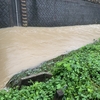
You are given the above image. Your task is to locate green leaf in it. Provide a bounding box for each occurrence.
[64,63,72,71]
[56,84,62,89]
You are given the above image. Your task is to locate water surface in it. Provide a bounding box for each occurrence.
[0,25,100,89]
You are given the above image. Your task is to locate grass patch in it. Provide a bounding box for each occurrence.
[0,39,100,100]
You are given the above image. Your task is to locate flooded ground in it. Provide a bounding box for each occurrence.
[0,24,100,89]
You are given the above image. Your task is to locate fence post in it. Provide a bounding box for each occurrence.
[20,0,28,26]
[53,89,64,100]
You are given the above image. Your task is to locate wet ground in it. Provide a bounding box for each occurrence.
[0,24,100,89]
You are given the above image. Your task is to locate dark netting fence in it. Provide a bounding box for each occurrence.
[0,0,11,28]
[0,0,21,28]
[26,0,100,27]
[84,0,100,3]
[0,0,100,28]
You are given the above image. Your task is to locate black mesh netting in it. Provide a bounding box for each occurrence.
[0,0,100,28]
[0,0,11,28]
[26,0,100,27]
[84,0,100,3]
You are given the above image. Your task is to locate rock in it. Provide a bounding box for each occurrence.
[19,72,52,88]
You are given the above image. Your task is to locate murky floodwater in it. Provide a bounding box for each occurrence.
[0,25,100,89]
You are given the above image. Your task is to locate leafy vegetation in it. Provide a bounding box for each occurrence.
[0,39,100,100]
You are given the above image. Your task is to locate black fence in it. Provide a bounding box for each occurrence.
[26,0,100,27]
[0,0,21,28]
[0,0,11,28]
[0,0,100,28]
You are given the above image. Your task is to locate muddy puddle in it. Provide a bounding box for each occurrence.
[0,24,100,89]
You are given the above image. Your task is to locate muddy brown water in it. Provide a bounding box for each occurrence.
[0,25,100,89]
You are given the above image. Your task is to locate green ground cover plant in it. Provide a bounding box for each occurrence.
[0,39,100,100]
